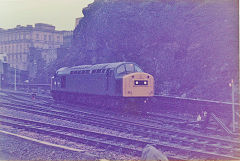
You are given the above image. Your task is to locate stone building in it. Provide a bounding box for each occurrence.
[62,31,73,48]
[75,17,82,28]
[0,53,7,62]
[0,23,65,71]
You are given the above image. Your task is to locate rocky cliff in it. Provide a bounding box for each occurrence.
[59,0,239,102]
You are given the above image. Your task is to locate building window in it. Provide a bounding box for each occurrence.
[36,34,39,39]
[49,35,51,41]
[10,46,12,52]
[44,35,47,40]
[24,55,27,61]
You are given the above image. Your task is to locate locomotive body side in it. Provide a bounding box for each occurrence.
[66,69,116,96]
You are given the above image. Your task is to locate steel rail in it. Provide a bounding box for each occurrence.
[1,101,239,145]
[1,115,239,160]
[0,115,184,160]
[0,102,239,159]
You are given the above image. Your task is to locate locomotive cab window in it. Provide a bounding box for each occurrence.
[116,65,126,74]
[135,65,143,72]
[125,64,135,73]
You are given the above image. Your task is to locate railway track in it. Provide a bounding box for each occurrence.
[17,93,238,138]
[0,99,239,160]
[0,114,181,160]
[1,91,240,152]
[2,90,233,137]
[1,114,239,160]
[0,93,233,138]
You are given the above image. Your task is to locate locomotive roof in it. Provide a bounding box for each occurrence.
[56,62,136,75]
[89,62,127,70]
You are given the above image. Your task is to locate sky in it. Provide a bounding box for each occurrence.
[0,0,94,31]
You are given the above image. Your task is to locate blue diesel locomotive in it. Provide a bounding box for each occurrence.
[51,62,154,110]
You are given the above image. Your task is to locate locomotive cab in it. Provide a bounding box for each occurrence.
[113,63,154,97]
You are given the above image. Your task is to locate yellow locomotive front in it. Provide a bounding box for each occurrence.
[122,72,154,97]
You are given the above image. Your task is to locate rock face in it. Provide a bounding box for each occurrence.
[63,0,238,102]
